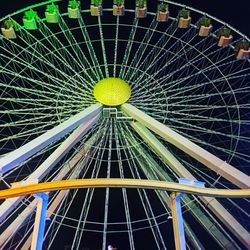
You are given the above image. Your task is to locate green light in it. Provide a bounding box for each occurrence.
[93,78,131,106]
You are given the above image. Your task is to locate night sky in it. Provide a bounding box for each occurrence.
[0,1,250,250]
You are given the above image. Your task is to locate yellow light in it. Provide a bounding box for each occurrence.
[93,78,131,106]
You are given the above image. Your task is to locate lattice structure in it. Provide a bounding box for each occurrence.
[0,1,250,249]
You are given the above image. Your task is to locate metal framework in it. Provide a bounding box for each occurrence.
[0,1,250,250]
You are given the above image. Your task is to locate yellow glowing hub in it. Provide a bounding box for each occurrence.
[93,78,131,106]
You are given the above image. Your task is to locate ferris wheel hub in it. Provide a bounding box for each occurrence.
[93,77,131,106]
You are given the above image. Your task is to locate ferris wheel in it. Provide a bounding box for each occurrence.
[0,0,250,249]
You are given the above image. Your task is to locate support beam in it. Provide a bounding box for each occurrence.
[0,134,97,247]
[29,115,99,181]
[0,103,102,175]
[31,193,49,250]
[130,121,192,178]
[121,103,250,189]
[0,113,100,223]
[0,200,37,250]
[130,121,250,247]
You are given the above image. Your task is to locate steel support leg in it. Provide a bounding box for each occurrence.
[170,178,205,250]
[170,192,186,250]
[31,193,49,250]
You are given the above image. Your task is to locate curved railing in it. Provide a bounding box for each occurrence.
[1,178,249,199]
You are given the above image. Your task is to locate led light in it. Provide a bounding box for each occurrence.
[93,78,131,106]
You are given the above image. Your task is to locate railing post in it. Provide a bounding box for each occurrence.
[31,192,49,250]
[170,178,205,250]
